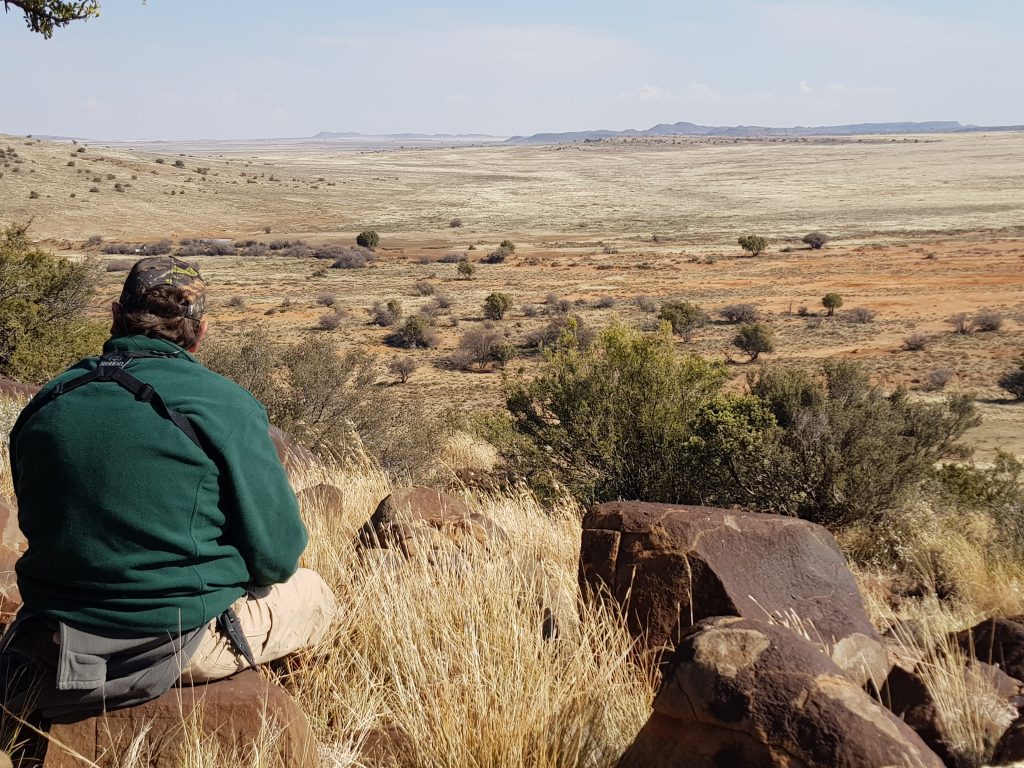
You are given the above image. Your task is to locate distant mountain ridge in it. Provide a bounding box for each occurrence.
[506,120,1024,144]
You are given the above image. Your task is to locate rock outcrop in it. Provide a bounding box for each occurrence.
[618,616,944,768]
[357,486,506,559]
[580,501,887,683]
[43,670,316,768]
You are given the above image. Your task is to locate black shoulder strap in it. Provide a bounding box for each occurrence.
[45,351,203,449]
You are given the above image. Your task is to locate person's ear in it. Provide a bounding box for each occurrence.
[188,319,209,353]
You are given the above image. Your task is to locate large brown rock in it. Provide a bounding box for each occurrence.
[618,616,944,768]
[297,483,345,516]
[580,502,886,682]
[957,617,1024,680]
[357,486,506,559]
[268,424,318,472]
[43,671,316,768]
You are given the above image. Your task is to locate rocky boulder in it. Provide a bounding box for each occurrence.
[580,501,886,683]
[957,617,1024,680]
[618,616,943,768]
[297,483,345,516]
[268,424,317,472]
[43,670,315,767]
[357,486,506,559]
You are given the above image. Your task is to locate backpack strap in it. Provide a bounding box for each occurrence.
[45,351,202,449]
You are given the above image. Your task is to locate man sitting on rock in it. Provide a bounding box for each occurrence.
[0,256,336,722]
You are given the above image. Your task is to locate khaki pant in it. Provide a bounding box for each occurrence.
[180,568,337,685]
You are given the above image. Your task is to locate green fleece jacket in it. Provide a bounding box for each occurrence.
[10,334,307,634]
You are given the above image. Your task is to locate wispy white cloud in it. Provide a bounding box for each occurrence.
[629,81,720,104]
[799,80,814,94]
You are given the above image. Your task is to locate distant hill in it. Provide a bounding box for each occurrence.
[506,120,1024,144]
[313,131,503,142]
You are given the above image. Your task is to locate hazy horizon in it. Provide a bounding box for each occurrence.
[3,0,1023,141]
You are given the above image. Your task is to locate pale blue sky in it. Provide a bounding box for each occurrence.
[1,0,1021,139]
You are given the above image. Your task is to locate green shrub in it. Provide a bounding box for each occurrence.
[356,230,380,249]
[390,314,438,349]
[999,360,1024,400]
[457,261,476,279]
[0,223,101,383]
[821,292,843,316]
[737,234,768,257]
[658,301,706,339]
[803,232,830,249]
[935,452,1024,559]
[733,323,774,361]
[499,239,516,252]
[483,292,513,320]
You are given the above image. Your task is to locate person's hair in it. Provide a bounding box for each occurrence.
[118,284,203,349]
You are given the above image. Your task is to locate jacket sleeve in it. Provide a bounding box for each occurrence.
[215,404,308,586]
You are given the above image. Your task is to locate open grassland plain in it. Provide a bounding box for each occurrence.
[1,130,1023,461]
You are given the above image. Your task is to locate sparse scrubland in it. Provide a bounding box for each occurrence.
[2,131,1024,765]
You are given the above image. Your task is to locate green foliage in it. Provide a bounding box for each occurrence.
[737,234,768,257]
[802,232,830,249]
[0,223,101,383]
[391,314,438,349]
[822,292,843,316]
[4,0,99,38]
[936,452,1024,559]
[503,330,979,527]
[201,328,445,479]
[457,261,476,279]
[505,323,727,502]
[658,301,706,339]
[499,239,516,252]
[483,292,513,320]
[999,359,1024,400]
[732,323,774,361]
[356,230,380,249]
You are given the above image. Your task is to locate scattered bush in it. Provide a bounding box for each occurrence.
[155,158,165,164]
[457,261,476,279]
[318,311,342,330]
[356,229,380,249]
[269,239,307,251]
[634,295,658,313]
[330,248,374,269]
[413,280,436,296]
[177,239,235,257]
[28,191,39,199]
[658,301,707,340]
[140,239,173,256]
[974,309,1004,332]
[389,315,439,349]
[737,234,768,257]
[499,239,516,252]
[449,218,463,228]
[802,231,830,249]
[173,159,185,168]
[431,292,454,310]
[388,357,419,383]
[316,293,336,307]
[903,333,929,351]
[949,313,972,334]
[522,303,538,318]
[927,368,954,391]
[201,328,445,478]
[717,303,759,324]
[998,360,1024,400]
[847,307,876,324]
[102,243,140,255]
[227,296,245,308]
[482,247,510,264]
[483,292,513,320]
[105,258,134,272]
[524,314,594,350]
[733,323,774,361]
[370,299,403,327]
[85,235,103,247]
[439,253,467,264]
[450,328,516,371]
[593,296,616,309]
[821,292,843,316]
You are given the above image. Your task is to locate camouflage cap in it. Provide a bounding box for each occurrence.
[119,256,207,320]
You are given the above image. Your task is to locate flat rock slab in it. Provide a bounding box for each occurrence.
[580,501,886,683]
[44,670,316,768]
[619,616,943,768]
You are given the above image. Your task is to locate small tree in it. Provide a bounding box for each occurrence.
[949,313,972,334]
[999,360,1024,400]
[737,235,768,257]
[658,301,706,340]
[457,261,476,280]
[821,293,843,317]
[6,0,100,38]
[483,292,513,320]
[802,232,830,249]
[370,299,402,327]
[733,323,774,361]
[388,357,419,383]
[499,239,516,252]
[356,230,380,249]
[718,303,759,324]
[391,315,438,349]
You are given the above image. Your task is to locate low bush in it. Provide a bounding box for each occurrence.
[634,295,658,313]
[903,333,929,351]
[593,296,616,309]
[524,314,594,350]
[450,328,516,371]
[927,367,954,390]
[847,307,876,324]
[718,303,759,324]
[413,280,436,296]
[950,313,972,334]
[318,311,342,330]
[201,328,444,478]
[439,253,467,264]
[356,230,380,249]
[388,356,419,382]
[370,299,403,327]
[802,231,830,249]
[733,323,774,361]
[821,292,843,316]
[449,218,463,228]
[737,234,768,257]
[316,293,336,307]
[388,315,439,349]
[974,309,1004,332]
[482,248,510,264]
[659,301,707,340]
[457,261,476,279]
[227,296,245,308]
[499,239,516,252]
[483,292,513,320]
[102,243,140,255]
[330,248,374,269]
[269,239,307,251]
[522,304,538,318]
[140,239,173,256]
[999,360,1024,400]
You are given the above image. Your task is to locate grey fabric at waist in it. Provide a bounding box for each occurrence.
[0,609,207,722]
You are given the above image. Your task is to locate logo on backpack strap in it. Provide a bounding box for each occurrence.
[98,355,129,368]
